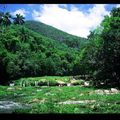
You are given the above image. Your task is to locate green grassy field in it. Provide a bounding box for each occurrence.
[0,76,120,113]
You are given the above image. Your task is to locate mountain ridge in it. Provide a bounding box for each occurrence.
[25,20,87,49]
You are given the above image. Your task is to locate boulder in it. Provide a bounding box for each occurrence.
[9,83,14,87]
[104,90,110,94]
[36,89,42,92]
[57,81,66,86]
[84,81,89,86]
[111,88,119,93]
[95,90,104,95]
[7,87,15,91]
[67,83,72,86]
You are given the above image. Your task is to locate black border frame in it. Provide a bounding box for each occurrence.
[0,0,120,4]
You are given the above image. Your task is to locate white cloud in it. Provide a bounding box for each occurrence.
[12,9,29,17]
[116,4,120,8]
[32,4,110,38]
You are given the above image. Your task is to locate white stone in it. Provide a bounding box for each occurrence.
[84,82,89,86]
[111,88,119,93]
[95,90,104,95]
[72,78,76,81]
[7,87,14,91]
[104,90,110,94]
[45,92,51,95]
[57,81,65,84]
[79,93,84,96]
[9,83,14,87]
[36,89,42,92]
[58,100,96,105]
[100,82,104,85]
[67,83,71,86]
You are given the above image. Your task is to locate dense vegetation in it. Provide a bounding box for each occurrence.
[82,7,120,87]
[0,7,120,88]
[25,21,87,49]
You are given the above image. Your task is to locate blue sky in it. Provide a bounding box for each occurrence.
[1,4,120,38]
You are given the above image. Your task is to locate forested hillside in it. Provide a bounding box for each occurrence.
[25,21,87,49]
[0,24,82,84]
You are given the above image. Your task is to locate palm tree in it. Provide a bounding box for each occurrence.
[2,12,11,26]
[0,12,4,25]
[13,14,25,25]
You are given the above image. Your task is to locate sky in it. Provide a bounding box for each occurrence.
[1,4,120,38]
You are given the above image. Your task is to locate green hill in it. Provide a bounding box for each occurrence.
[25,21,87,49]
[0,24,80,84]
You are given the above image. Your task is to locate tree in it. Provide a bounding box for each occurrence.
[0,12,4,25]
[13,14,25,25]
[93,7,120,87]
[2,12,11,26]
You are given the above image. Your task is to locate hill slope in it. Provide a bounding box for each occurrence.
[25,21,87,49]
[0,25,79,84]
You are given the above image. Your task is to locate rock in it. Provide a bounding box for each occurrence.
[9,83,14,87]
[100,82,104,85]
[104,90,110,94]
[79,93,84,96]
[84,82,89,86]
[41,86,48,88]
[32,98,40,103]
[95,90,104,95]
[111,88,119,93]
[71,80,77,84]
[90,105,95,109]
[57,81,65,84]
[67,83,72,86]
[36,89,42,92]
[57,81,66,86]
[71,97,76,100]
[89,91,94,95]
[7,87,15,91]
[45,92,51,95]
[16,87,22,90]
[58,100,96,105]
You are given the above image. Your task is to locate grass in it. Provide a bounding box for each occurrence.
[14,76,71,87]
[0,76,120,113]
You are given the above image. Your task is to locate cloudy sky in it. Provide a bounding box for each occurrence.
[2,4,120,38]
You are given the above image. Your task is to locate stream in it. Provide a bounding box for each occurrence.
[0,101,30,113]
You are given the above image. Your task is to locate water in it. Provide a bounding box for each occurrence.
[0,101,30,113]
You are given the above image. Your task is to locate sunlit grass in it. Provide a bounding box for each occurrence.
[0,76,120,113]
